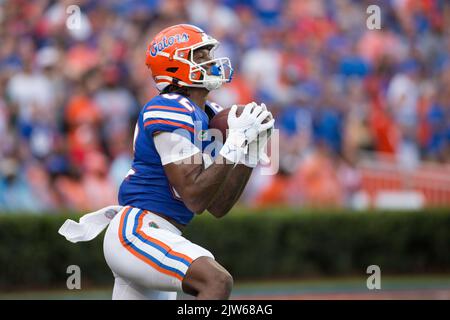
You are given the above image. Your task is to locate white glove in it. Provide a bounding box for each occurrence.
[242,130,271,167]
[220,102,274,164]
[240,103,274,167]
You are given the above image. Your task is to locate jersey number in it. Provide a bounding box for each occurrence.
[161,93,195,112]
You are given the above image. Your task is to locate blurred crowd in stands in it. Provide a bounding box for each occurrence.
[0,0,449,212]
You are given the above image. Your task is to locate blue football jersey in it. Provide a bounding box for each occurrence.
[118,93,224,226]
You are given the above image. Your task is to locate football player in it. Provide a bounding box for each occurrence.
[61,24,274,300]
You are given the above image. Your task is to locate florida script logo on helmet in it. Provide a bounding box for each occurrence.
[149,33,190,57]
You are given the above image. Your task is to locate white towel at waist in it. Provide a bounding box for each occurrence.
[58,205,123,243]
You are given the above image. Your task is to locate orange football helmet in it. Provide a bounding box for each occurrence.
[145,24,233,91]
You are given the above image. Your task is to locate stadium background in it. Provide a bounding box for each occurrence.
[0,0,449,299]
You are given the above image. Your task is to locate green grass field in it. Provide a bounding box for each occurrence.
[1,275,450,300]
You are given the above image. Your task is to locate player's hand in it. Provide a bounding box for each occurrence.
[220,101,274,164]
[260,103,274,137]
[243,130,271,167]
[240,103,274,167]
[227,102,274,146]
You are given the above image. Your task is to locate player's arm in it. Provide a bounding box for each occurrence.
[205,164,253,217]
[206,105,274,217]
[157,103,273,215]
[162,151,237,214]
